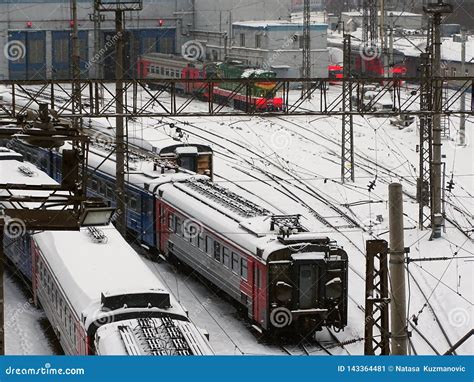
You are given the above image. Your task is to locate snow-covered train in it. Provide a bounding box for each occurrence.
[0,149,214,355]
[137,53,284,112]
[5,140,349,335]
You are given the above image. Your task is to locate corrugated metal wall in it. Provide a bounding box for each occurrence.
[8,31,46,80]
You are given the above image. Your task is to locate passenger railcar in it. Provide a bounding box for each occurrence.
[137,53,284,112]
[0,152,214,356]
[155,179,349,334]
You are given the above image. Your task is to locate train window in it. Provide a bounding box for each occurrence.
[206,236,213,256]
[213,241,221,262]
[40,156,47,169]
[165,68,170,77]
[106,185,114,200]
[99,181,106,195]
[175,217,182,236]
[160,67,164,75]
[231,252,239,274]
[198,234,205,252]
[241,258,248,280]
[130,197,138,211]
[168,213,174,232]
[240,33,246,47]
[223,247,230,268]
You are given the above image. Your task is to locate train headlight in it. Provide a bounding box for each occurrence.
[325,277,342,299]
[274,281,293,303]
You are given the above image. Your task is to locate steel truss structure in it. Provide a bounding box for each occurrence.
[364,240,390,355]
[0,105,92,220]
[341,34,355,183]
[0,77,471,119]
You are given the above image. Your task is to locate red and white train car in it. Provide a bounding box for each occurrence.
[31,226,214,355]
[154,179,349,334]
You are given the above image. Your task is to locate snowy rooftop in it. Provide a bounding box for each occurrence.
[233,20,327,29]
[342,10,422,17]
[328,29,474,63]
[34,226,186,321]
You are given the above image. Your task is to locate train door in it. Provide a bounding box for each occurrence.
[141,193,155,248]
[298,264,318,310]
[252,262,267,326]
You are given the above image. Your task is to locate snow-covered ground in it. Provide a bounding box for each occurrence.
[4,270,57,355]
[2,83,473,355]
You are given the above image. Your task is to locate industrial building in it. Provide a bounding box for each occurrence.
[229,20,328,78]
[0,0,331,80]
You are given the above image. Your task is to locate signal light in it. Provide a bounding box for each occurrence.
[26,21,33,28]
[159,19,164,27]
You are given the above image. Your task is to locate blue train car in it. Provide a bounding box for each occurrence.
[6,140,157,249]
[7,31,46,80]
[4,235,32,282]
[85,168,156,249]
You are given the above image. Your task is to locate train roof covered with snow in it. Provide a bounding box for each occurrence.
[157,178,346,262]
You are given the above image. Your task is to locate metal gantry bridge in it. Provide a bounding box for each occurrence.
[0,77,471,119]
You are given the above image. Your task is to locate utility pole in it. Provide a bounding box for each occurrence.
[341,33,355,183]
[115,9,126,235]
[460,28,466,146]
[389,13,394,71]
[90,1,104,80]
[302,0,312,99]
[425,1,452,239]
[71,0,81,121]
[95,0,143,236]
[364,240,390,355]
[380,0,388,77]
[362,0,378,74]
[389,183,407,355]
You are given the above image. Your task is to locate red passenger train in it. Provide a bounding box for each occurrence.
[137,53,284,112]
